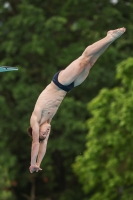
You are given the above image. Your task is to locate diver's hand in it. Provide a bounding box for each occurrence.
[29,165,42,173]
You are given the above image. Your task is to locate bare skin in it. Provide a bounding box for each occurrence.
[29,27,126,173]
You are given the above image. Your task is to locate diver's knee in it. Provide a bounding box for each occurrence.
[79,56,90,70]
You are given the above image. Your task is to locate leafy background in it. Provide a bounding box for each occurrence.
[0,0,133,199]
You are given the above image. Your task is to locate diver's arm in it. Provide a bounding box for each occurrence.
[30,122,40,166]
[36,132,50,168]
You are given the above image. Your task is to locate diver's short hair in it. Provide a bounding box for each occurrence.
[27,126,44,142]
[27,126,32,138]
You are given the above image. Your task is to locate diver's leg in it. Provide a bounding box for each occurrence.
[58,27,126,86]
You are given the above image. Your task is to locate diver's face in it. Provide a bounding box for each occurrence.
[39,123,51,140]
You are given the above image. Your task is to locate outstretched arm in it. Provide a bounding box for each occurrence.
[31,122,40,165]
[36,131,50,170]
[29,121,42,173]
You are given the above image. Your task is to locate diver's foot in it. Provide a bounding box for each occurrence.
[107,27,126,41]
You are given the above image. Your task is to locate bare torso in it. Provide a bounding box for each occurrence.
[30,81,67,125]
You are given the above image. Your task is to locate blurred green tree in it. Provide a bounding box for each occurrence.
[0,94,17,199]
[73,57,133,200]
[0,0,133,199]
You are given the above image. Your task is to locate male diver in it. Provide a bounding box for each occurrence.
[28,28,126,173]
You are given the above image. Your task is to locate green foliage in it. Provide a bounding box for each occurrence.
[73,58,133,200]
[0,95,17,199]
[0,0,133,199]
[0,152,16,200]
